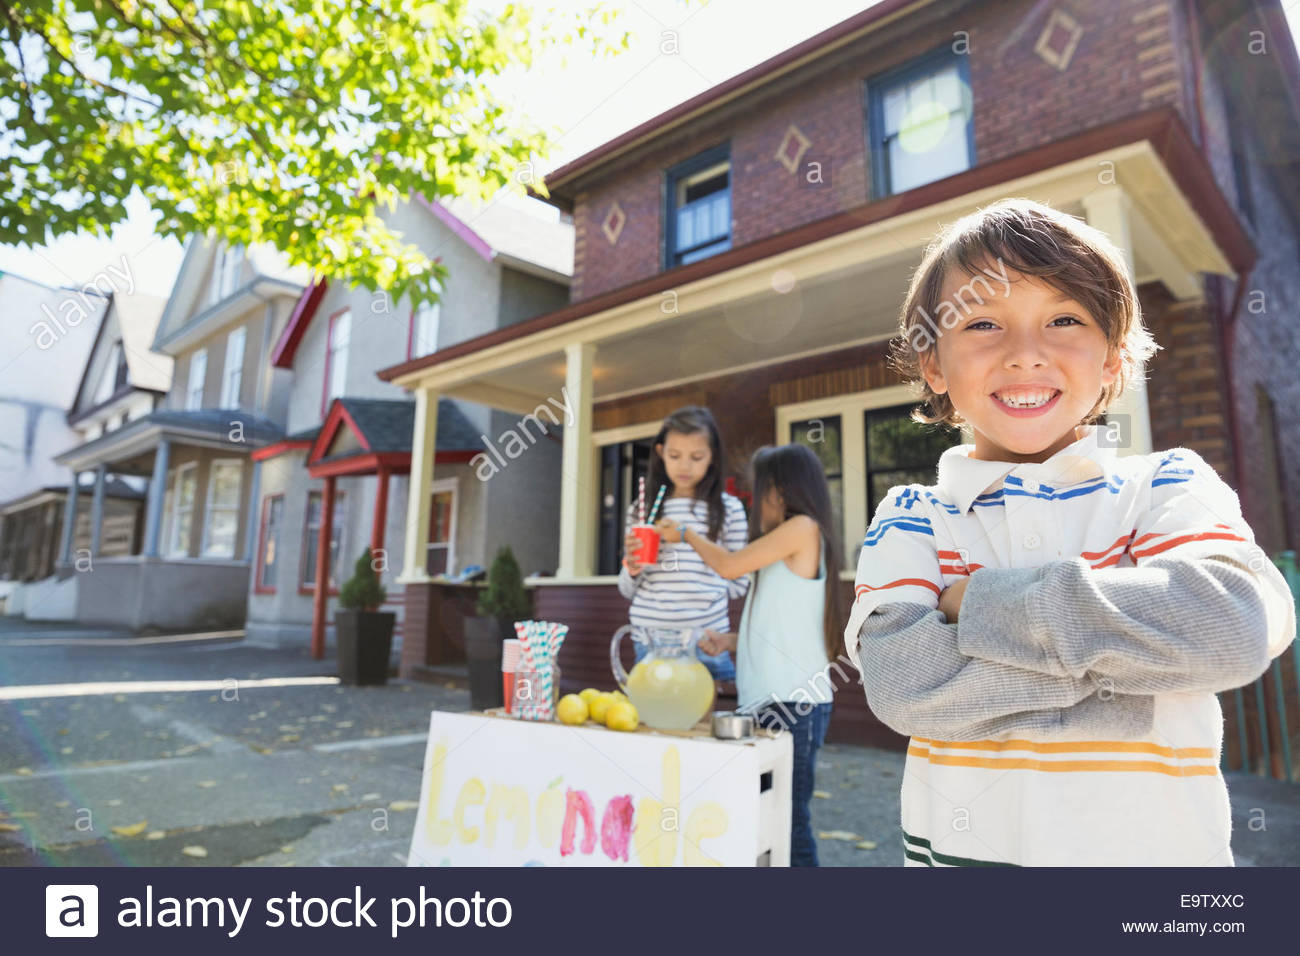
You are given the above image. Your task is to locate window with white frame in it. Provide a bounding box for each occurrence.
[209,243,244,304]
[426,479,458,576]
[302,490,347,588]
[777,387,965,566]
[219,326,245,409]
[666,146,731,268]
[201,459,243,558]
[95,341,124,404]
[868,49,974,198]
[324,309,351,409]
[410,298,440,358]
[167,463,198,557]
[186,348,207,410]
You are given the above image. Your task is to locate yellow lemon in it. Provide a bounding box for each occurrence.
[605,700,639,732]
[578,687,602,708]
[556,694,589,726]
[589,692,617,725]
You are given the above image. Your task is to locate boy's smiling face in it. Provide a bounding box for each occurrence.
[920,263,1123,464]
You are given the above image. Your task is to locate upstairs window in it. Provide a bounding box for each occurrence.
[868,50,974,198]
[95,341,125,404]
[322,308,351,414]
[666,145,731,268]
[409,297,441,359]
[220,326,245,409]
[209,243,245,304]
[186,348,207,410]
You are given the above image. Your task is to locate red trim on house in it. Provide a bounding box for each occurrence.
[385,108,1254,384]
[308,399,372,467]
[271,277,329,369]
[319,307,351,418]
[253,493,283,595]
[310,476,336,659]
[251,439,313,462]
[411,195,494,263]
[308,451,409,479]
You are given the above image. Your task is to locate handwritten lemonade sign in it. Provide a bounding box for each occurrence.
[407,711,765,867]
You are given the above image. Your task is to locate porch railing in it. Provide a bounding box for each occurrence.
[1220,551,1299,781]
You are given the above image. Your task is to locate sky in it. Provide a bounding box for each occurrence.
[2,0,1299,297]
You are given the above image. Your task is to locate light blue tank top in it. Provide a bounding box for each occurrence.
[735,540,832,710]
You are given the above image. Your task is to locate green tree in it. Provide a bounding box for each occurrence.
[0,0,644,306]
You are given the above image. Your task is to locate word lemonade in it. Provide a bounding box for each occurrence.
[420,738,729,865]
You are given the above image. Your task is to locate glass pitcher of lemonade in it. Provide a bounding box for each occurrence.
[610,626,716,731]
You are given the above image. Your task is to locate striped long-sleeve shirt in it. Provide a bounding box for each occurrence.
[845,423,1296,867]
[617,493,751,631]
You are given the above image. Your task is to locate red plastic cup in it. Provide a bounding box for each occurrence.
[503,671,516,714]
[630,524,660,565]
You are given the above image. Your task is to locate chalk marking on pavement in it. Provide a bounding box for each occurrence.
[311,733,428,753]
[0,629,245,647]
[0,676,338,701]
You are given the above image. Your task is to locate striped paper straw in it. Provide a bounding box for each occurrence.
[646,483,667,524]
[637,476,646,525]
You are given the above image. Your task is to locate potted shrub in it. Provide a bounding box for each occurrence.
[335,547,396,686]
[465,547,531,709]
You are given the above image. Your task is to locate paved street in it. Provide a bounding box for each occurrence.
[0,619,1296,867]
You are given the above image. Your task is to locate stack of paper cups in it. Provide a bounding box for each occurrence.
[502,639,522,715]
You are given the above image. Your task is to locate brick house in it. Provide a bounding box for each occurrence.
[378,0,1300,747]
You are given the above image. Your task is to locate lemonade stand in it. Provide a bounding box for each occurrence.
[406,621,794,867]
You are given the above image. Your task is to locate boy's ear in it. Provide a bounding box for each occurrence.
[1102,345,1123,385]
[920,349,948,394]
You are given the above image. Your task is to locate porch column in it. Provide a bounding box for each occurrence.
[1082,186,1153,457]
[310,475,336,660]
[371,466,390,557]
[557,342,596,578]
[58,469,82,564]
[142,439,171,558]
[400,388,439,582]
[89,464,107,556]
[242,459,262,562]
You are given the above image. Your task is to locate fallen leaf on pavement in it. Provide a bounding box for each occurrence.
[816,830,861,842]
[111,821,148,838]
[14,768,32,776]
[388,800,419,811]
[146,830,166,840]
[181,846,208,858]
[196,781,217,788]
[0,823,21,832]
[855,841,878,850]
[812,790,832,799]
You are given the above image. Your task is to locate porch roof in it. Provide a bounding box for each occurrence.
[304,397,484,477]
[53,409,285,474]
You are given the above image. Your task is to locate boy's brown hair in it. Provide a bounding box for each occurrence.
[889,197,1160,429]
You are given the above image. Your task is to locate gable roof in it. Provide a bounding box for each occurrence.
[271,193,572,369]
[152,236,310,352]
[308,397,483,467]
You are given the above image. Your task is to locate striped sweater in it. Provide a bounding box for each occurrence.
[617,493,751,632]
[845,424,1296,866]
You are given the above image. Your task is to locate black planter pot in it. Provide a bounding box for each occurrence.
[464,615,509,710]
[336,609,396,686]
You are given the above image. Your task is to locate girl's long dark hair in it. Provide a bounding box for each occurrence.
[647,406,726,540]
[748,444,845,662]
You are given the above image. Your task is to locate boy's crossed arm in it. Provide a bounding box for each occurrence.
[846,487,1153,742]
[855,601,1154,742]
[954,450,1295,696]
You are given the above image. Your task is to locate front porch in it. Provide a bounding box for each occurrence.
[379,118,1248,742]
[44,409,284,630]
